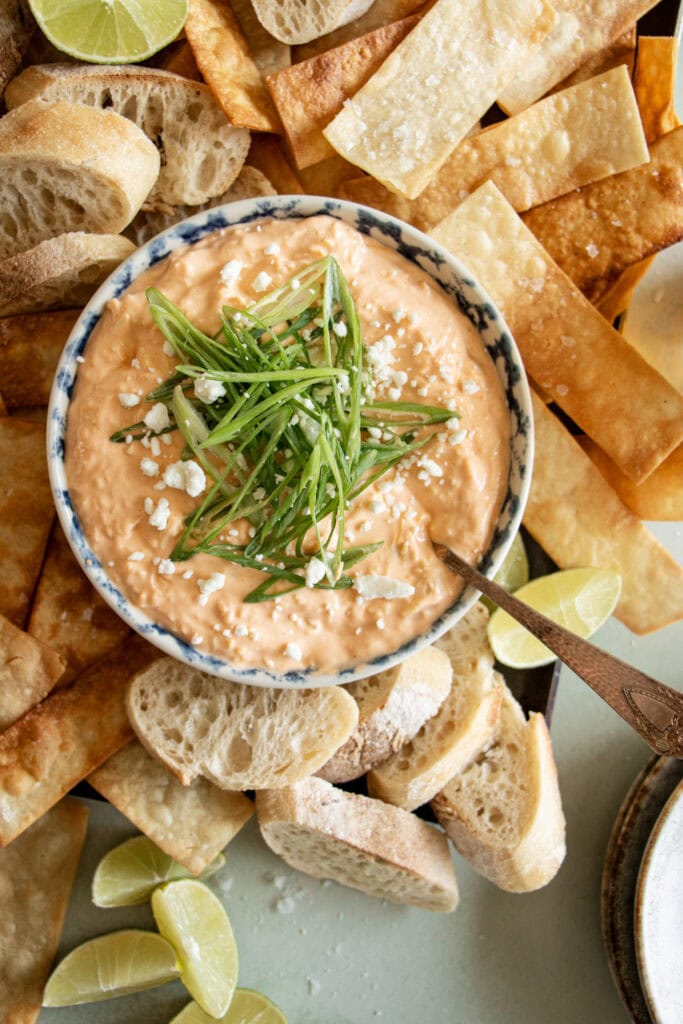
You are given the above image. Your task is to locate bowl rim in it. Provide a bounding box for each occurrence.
[47,193,533,687]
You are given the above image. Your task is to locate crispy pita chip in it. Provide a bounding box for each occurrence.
[0,798,88,1024]
[525,393,683,633]
[498,0,660,114]
[298,154,365,196]
[158,39,203,80]
[90,741,254,875]
[185,0,280,132]
[521,127,683,311]
[432,182,683,482]
[0,418,54,627]
[0,612,65,729]
[293,0,426,61]
[247,133,304,193]
[634,36,681,144]
[0,308,77,409]
[27,523,129,687]
[0,636,159,847]
[579,438,683,522]
[324,0,555,198]
[267,14,420,169]
[229,0,290,76]
[551,25,636,92]
[344,65,647,224]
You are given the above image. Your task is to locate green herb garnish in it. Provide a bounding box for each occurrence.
[112,256,455,601]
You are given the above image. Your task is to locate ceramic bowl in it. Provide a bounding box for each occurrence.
[48,195,533,687]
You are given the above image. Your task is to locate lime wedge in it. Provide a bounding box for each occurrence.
[28,0,189,64]
[42,930,179,1006]
[92,836,225,908]
[171,989,288,1023]
[487,567,621,669]
[152,879,238,1018]
[482,532,529,611]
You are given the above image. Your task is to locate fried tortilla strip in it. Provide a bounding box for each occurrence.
[0,613,65,729]
[0,798,88,1024]
[344,65,647,224]
[551,25,636,92]
[27,523,129,687]
[267,14,420,169]
[0,308,77,409]
[498,0,660,115]
[247,133,304,193]
[432,182,683,482]
[324,0,555,198]
[0,636,159,847]
[595,256,655,324]
[525,394,683,633]
[230,0,290,76]
[634,37,681,145]
[185,0,280,132]
[521,127,683,312]
[578,439,683,522]
[158,39,203,80]
[9,405,46,423]
[0,393,7,416]
[90,741,254,875]
[298,154,364,196]
[0,418,54,627]
[293,0,425,61]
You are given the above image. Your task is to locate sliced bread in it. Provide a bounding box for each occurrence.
[5,65,250,208]
[0,100,159,258]
[256,775,458,911]
[126,657,359,790]
[0,233,136,316]
[250,0,376,44]
[366,606,504,810]
[123,165,276,248]
[317,645,452,783]
[432,685,566,892]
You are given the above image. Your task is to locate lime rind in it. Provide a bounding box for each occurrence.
[28,0,189,64]
[171,990,288,1023]
[482,531,529,611]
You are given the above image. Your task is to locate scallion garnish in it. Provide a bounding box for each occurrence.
[111,255,455,601]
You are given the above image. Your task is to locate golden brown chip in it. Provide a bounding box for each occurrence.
[525,393,683,634]
[0,612,65,729]
[9,405,46,423]
[229,0,291,76]
[595,255,654,322]
[0,798,88,1024]
[431,182,683,482]
[578,438,683,522]
[90,741,254,875]
[267,14,420,169]
[0,392,6,416]
[498,0,660,114]
[158,39,203,80]
[521,127,683,311]
[0,636,159,847]
[324,0,555,198]
[634,36,681,144]
[0,418,54,627]
[551,25,636,92]
[293,0,427,62]
[0,308,77,409]
[298,154,366,197]
[28,522,129,687]
[247,133,304,193]
[185,0,280,133]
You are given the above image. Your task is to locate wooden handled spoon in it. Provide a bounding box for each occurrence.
[437,545,683,758]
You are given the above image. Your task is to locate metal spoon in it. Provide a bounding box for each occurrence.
[437,545,683,758]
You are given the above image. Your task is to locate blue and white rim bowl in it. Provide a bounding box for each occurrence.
[48,195,533,689]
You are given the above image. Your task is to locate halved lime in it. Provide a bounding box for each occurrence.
[92,835,225,908]
[482,531,529,611]
[171,989,288,1023]
[28,0,189,64]
[487,567,621,669]
[152,879,238,1018]
[42,930,179,1006]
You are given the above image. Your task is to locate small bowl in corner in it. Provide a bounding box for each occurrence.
[47,195,533,688]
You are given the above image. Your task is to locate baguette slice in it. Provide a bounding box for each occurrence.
[317,646,452,783]
[0,233,136,316]
[126,657,359,790]
[250,0,376,44]
[366,605,503,810]
[0,99,159,258]
[5,65,250,208]
[432,686,566,892]
[256,775,458,911]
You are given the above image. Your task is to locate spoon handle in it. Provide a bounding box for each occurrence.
[440,547,683,758]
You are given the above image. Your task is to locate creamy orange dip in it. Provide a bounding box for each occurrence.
[66,216,510,672]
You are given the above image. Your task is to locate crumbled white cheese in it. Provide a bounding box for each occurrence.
[332,321,348,337]
[305,557,327,588]
[144,402,170,433]
[162,340,175,357]
[148,497,170,531]
[235,624,248,637]
[163,459,206,498]
[197,572,226,606]
[285,642,303,662]
[118,393,140,408]
[127,551,144,561]
[220,259,243,288]
[420,457,443,477]
[158,559,176,575]
[448,428,468,445]
[253,270,272,293]
[264,242,280,256]
[140,458,159,477]
[462,379,480,394]
[439,365,455,385]
[194,376,226,404]
[353,575,415,600]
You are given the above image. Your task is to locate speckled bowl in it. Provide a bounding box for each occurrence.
[48,195,533,687]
